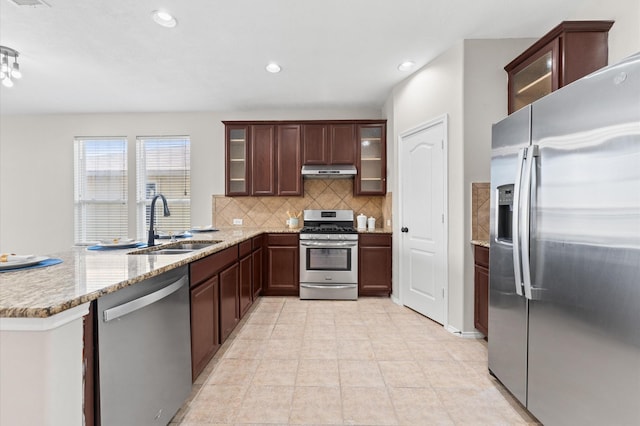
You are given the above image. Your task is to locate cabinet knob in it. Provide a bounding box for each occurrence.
[401,227,409,233]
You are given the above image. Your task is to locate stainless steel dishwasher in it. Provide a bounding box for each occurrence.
[97,266,191,426]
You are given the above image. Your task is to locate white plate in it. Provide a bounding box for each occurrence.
[157,231,190,239]
[97,239,139,248]
[0,256,50,270]
[190,226,217,232]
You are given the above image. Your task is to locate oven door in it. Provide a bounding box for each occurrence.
[299,239,358,284]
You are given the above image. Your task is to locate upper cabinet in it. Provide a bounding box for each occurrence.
[302,123,355,165]
[224,120,386,196]
[505,20,613,114]
[355,123,386,195]
[225,125,250,196]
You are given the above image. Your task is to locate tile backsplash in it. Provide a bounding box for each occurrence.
[472,182,490,241]
[213,179,390,228]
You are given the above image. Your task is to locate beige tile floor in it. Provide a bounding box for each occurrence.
[171,297,540,425]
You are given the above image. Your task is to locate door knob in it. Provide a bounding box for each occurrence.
[401,227,409,233]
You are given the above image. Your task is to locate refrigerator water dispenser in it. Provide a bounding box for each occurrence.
[497,184,514,242]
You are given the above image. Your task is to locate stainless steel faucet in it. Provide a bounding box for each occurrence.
[148,194,170,247]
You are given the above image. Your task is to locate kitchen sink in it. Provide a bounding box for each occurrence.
[128,240,221,255]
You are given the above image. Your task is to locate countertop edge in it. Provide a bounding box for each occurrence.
[471,239,490,248]
[1,227,393,318]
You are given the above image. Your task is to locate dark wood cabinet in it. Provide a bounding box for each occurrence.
[355,123,386,195]
[83,302,96,426]
[189,245,238,380]
[219,263,239,343]
[328,123,356,164]
[239,240,253,319]
[474,245,489,336]
[302,124,329,164]
[252,235,264,299]
[225,125,250,196]
[226,120,385,196]
[277,124,302,196]
[264,233,299,296]
[302,123,356,165]
[250,124,277,196]
[505,20,613,114]
[190,275,219,380]
[358,234,392,296]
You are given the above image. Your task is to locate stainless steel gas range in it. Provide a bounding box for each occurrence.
[299,209,358,300]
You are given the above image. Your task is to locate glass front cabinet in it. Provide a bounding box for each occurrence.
[505,21,613,114]
[355,123,386,195]
[225,125,249,195]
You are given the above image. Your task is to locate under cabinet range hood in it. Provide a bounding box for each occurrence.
[301,164,357,178]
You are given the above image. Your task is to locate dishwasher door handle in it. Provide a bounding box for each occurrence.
[103,275,188,322]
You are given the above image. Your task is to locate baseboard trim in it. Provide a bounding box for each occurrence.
[445,324,485,339]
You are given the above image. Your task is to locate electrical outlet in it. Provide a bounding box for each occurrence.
[386,219,391,227]
[233,218,243,225]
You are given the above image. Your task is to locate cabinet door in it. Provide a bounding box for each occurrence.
[265,245,299,296]
[225,125,250,196]
[252,247,263,299]
[219,263,239,343]
[302,124,328,165]
[251,124,276,195]
[239,254,252,318]
[355,123,386,195]
[358,245,391,296]
[474,264,489,336]
[277,124,302,196]
[507,39,559,114]
[83,302,96,426]
[190,276,219,381]
[329,123,356,164]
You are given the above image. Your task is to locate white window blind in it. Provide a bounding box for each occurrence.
[136,136,191,239]
[74,138,128,244]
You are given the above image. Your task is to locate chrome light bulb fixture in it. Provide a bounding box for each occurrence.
[0,46,22,88]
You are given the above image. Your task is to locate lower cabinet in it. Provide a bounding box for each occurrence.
[474,245,489,336]
[252,235,264,299]
[239,247,253,318]
[190,276,219,380]
[189,245,238,380]
[264,233,299,296]
[358,234,392,296]
[219,263,239,343]
[83,301,96,426]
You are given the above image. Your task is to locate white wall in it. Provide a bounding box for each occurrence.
[388,42,466,331]
[0,108,380,254]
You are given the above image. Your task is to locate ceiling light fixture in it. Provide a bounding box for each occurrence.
[397,61,415,71]
[0,46,22,88]
[152,10,177,28]
[265,62,281,73]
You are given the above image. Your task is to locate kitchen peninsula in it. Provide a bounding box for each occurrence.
[0,225,391,425]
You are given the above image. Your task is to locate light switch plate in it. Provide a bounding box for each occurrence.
[233,218,243,225]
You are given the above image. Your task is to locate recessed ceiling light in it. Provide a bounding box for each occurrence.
[265,62,281,73]
[397,61,415,71]
[152,10,177,28]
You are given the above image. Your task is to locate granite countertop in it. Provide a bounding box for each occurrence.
[0,226,392,319]
[471,239,490,248]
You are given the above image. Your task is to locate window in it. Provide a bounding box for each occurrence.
[136,136,191,238]
[74,138,128,244]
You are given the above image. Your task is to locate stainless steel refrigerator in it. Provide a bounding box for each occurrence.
[489,52,640,425]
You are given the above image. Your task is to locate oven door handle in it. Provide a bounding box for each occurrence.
[300,283,357,289]
[300,241,358,247]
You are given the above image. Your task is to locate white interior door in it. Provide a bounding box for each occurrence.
[399,117,447,324]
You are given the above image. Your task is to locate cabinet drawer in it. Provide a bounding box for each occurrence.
[239,240,252,258]
[190,246,238,287]
[267,233,298,246]
[474,245,489,268]
[252,234,264,250]
[359,233,392,247]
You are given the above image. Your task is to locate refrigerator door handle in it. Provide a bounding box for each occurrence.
[521,145,538,300]
[511,147,526,296]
